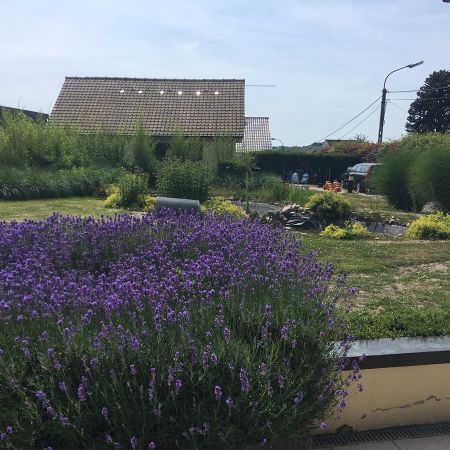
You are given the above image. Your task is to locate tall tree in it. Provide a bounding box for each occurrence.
[406,70,450,133]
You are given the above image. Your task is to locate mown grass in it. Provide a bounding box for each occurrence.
[301,234,450,339]
[0,197,123,221]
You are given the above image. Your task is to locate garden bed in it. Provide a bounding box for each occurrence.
[0,211,358,449]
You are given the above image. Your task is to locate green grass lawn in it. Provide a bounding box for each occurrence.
[0,197,124,221]
[300,234,450,339]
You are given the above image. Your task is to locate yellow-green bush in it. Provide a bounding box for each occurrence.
[143,195,157,211]
[305,192,351,224]
[406,212,450,240]
[205,197,248,219]
[321,222,370,240]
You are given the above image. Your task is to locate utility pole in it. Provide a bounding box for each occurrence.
[377,88,388,144]
[377,61,424,144]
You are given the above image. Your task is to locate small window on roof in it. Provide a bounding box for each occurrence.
[178,90,183,95]
[119,89,125,94]
[214,91,219,95]
[159,90,165,95]
[195,90,201,96]
[138,90,143,94]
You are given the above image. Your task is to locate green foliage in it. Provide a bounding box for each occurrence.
[115,172,149,209]
[129,120,157,178]
[0,168,122,200]
[202,135,237,178]
[406,70,450,133]
[374,134,450,211]
[321,222,370,240]
[269,183,313,205]
[406,212,450,240]
[349,305,450,340]
[204,197,248,218]
[409,145,450,212]
[305,192,351,224]
[372,151,415,210]
[252,151,360,183]
[0,110,131,170]
[166,131,203,162]
[156,158,210,202]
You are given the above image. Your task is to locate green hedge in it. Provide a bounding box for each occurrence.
[0,168,123,200]
[251,151,361,183]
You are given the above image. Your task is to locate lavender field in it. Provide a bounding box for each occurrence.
[0,211,358,449]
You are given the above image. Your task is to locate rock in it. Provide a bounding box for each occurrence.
[421,202,442,214]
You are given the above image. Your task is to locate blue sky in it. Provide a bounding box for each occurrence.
[1,0,449,145]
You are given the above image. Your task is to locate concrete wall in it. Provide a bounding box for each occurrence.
[324,363,450,433]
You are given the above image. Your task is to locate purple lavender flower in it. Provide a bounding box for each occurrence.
[59,381,68,393]
[294,391,304,405]
[148,443,156,449]
[223,327,231,343]
[239,368,250,393]
[101,407,108,419]
[131,436,138,450]
[35,390,46,401]
[175,379,182,394]
[77,385,86,401]
[320,422,327,430]
[214,385,222,401]
[225,397,233,408]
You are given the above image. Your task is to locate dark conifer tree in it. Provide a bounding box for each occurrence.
[406,70,450,133]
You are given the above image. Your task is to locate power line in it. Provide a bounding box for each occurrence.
[300,96,381,144]
[339,105,381,139]
[389,86,450,93]
[387,96,450,101]
[388,100,409,113]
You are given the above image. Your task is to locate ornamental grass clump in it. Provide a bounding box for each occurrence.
[0,212,359,449]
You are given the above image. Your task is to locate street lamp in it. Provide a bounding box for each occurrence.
[377,60,424,143]
[271,137,284,149]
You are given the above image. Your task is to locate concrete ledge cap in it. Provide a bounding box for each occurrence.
[346,336,450,369]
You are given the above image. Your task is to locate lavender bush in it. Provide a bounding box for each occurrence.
[0,212,358,449]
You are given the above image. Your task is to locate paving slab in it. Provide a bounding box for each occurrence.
[314,434,450,450]
[316,442,399,450]
[394,434,450,449]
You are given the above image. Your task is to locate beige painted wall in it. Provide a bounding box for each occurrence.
[318,363,450,433]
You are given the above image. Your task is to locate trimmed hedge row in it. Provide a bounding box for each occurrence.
[250,151,361,183]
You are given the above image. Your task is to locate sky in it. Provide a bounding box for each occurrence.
[1,0,449,146]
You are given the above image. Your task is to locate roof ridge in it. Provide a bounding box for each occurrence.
[65,76,245,82]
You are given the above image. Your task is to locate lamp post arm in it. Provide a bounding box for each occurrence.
[383,65,411,90]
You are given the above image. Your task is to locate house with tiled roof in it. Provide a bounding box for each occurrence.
[1,105,48,122]
[50,77,245,143]
[321,139,358,150]
[236,117,272,152]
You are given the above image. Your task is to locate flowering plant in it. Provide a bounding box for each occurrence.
[0,212,358,449]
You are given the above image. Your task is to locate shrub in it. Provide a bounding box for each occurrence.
[166,131,203,162]
[0,167,122,200]
[115,172,149,209]
[372,150,415,211]
[0,213,358,449]
[128,121,157,179]
[321,222,370,240]
[305,192,351,224]
[205,197,248,219]
[409,145,450,212]
[405,212,450,240]
[156,158,210,202]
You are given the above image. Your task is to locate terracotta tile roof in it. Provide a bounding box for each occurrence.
[50,77,245,137]
[236,117,272,152]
